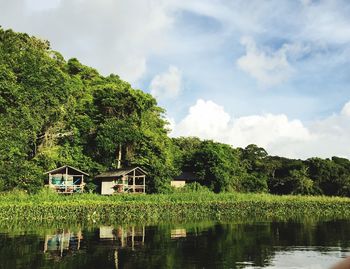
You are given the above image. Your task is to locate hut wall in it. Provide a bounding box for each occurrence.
[171,180,186,188]
[101,180,116,195]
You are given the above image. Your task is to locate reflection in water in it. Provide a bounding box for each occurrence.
[0,220,350,269]
[43,229,83,259]
[170,228,187,239]
[99,226,145,249]
[98,225,146,269]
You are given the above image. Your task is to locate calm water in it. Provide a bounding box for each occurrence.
[1,220,350,269]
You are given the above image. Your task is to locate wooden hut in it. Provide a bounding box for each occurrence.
[95,167,147,195]
[45,165,88,194]
[171,171,198,188]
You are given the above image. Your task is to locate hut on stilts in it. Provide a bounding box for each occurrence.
[44,165,88,194]
[95,167,147,195]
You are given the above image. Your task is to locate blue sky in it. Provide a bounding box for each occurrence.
[1,0,350,158]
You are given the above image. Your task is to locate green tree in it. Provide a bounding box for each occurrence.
[190,140,244,192]
[290,166,315,195]
[306,158,341,196]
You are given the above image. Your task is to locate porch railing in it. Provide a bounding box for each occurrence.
[114,184,145,193]
[49,184,84,194]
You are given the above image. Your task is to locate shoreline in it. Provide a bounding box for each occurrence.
[1,192,350,224]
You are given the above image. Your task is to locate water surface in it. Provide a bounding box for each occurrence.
[0,220,349,269]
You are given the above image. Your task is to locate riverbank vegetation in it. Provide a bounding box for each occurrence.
[2,27,350,197]
[1,189,350,223]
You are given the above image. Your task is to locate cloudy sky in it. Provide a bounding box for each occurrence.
[1,0,350,159]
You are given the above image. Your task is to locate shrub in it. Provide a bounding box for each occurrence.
[180,182,212,193]
[241,174,268,193]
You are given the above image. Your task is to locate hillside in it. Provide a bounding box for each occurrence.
[1,27,350,197]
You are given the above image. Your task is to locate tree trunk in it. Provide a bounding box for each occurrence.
[117,143,122,169]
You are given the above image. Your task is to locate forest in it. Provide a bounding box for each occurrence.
[1,27,350,197]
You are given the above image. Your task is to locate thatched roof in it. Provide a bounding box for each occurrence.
[95,167,147,179]
[44,165,89,176]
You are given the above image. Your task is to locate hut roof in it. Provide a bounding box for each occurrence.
[173,171,198,182]
[44,165,89,176]
[95,167,147,179]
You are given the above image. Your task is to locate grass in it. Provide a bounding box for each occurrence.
[1,189,350,224]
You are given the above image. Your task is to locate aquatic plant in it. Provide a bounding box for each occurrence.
[1,191,350,224]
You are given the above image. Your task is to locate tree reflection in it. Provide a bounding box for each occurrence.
[0,220,350,269]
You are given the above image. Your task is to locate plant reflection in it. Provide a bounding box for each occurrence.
[0,220,349,269]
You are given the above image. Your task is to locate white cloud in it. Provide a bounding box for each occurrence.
[0,0,174,84]
[150,66,182,99]
[236,36,306,87]
[301,1,350,45]
[300,0,312,6]
[173,99,230,138]
[117,56,147,85]
[25,0,61,11]
[2,0,349,87]
[164,116,176,133]
[172,99,310,151]
[2,0,350,150]
[341,101,350,117]
[172,99,350,159]
[229,114,311,149]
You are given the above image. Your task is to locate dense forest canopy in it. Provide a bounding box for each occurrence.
[1,27,350,196]
[0,27,174,193]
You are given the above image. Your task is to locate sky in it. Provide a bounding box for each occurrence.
[1,0,350,159]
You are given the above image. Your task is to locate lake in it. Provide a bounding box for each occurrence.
[0,220,349,269]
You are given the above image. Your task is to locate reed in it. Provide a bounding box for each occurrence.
[1,189,350,223]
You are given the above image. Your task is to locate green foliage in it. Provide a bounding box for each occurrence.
[0,160,43,193]
[2,27,350,197]
[0,191,350,223]
[306,157,350,196]
[240,173,268,193]
[240,144,268,173]
[268,157,304,194]
[0,27,174,193]
[290,167,315,195]
[175,182,212,193]
[173,139,245,192]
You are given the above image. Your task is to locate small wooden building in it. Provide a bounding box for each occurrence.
[95,167,147,195]
[45,165,88,194]
[171,171,198,188]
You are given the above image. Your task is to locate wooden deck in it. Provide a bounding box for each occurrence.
[47,184,85,194]
[114,183,145,193]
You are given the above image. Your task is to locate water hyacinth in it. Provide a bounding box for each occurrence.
[1,190,350,224]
